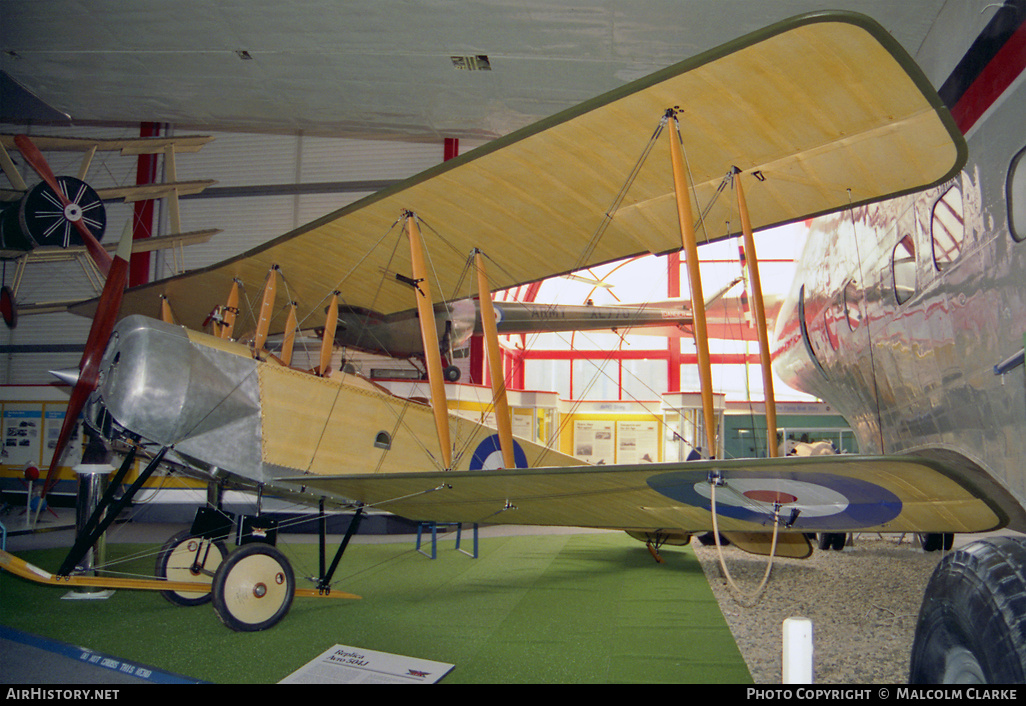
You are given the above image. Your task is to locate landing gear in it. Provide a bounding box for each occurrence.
[443,365,461,382]
[909,536,1026,683]
[155,530,228,607]
[817,532,846,551]
[919,533,954,552]
[211,543,295,632]
[625,530,691,563]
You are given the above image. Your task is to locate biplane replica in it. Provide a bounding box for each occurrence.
[0,132,220,325]
[0,12,1010,670]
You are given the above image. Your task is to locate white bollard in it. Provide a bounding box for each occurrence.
[782,616,814,683]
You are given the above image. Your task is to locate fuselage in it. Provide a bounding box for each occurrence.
[772,0,1026,529]
[334,297,691,359]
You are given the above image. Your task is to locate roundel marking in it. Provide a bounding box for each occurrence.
[469,434,528,470]
[743,489,798,505]
[646,470,902,530]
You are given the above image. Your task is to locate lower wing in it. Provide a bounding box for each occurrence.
[280,454,1003,535]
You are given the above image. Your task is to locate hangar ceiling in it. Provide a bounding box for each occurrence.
[1,1,950,141]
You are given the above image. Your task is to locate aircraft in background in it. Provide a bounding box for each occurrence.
[0,7,1020,684]
[312,279,745,380]
[0,133,219,326]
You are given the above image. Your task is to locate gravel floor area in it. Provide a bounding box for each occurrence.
[691,534,943,684]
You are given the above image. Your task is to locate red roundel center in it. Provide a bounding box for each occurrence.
[743,489,798,504]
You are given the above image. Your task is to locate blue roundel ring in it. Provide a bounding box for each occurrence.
[469,434,528,470]
[646,470,902,530]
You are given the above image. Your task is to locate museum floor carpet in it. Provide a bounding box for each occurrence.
[0,530,751,683]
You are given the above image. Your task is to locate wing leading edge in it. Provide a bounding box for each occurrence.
[91,11,965,336]
[280,454,1001,535]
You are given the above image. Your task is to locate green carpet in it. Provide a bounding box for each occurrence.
[0,532,751,683]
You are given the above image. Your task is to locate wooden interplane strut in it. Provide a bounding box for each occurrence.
[281,301,298,366]
[734,169,778,457]
[405,213,453,469]
[668,115,717,457]
[474,250,516,468]
[319,293,339,375]
[254,266,278,353]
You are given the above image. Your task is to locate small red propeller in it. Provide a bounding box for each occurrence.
[14,135,130,498]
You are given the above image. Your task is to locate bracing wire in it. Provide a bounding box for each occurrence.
[709,479,781,605]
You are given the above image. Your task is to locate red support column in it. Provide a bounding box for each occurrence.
[667,251,682,392]
[443,137,460,162]
[129,122,160,287]
[469,334,484,385]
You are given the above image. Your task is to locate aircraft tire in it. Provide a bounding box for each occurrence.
[155,530,228,607]
[212,543,295,632]
[697,532,729,546]
[919,533,954,552]
[443,365,461,381]
[908,536,1026,683]
[817,532,846,551]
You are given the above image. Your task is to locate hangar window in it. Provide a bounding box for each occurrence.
[1009,146,1026,242]
[892,234,917,304]
[932,185,965,270]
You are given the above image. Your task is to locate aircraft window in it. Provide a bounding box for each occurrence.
[931,185,964,270]
[374,431,392,450]
[1009,146,1026,242]
[892,234,916,304]
[843,280,862,331]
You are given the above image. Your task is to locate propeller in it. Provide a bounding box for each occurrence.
[13,135,131,498]
[41,222,131,498]
[13,135,113,276]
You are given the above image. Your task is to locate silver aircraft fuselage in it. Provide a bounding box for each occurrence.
[772,1,1026,530]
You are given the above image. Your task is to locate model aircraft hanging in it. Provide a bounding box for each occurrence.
[0,133,220,326]
[1,11,984,640]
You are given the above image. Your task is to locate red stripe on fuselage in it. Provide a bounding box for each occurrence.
[950,20,1026,133]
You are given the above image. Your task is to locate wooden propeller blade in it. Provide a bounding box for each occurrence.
[14,134,113,276]
[40,228,132,498]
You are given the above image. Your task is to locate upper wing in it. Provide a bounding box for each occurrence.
[90,11,964,335]
[281,454,1002,535]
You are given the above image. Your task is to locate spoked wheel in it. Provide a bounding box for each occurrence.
[211,543,295,632]
[155,530,228,606]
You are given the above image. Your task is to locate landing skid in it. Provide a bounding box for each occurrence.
[0,547,359,601]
